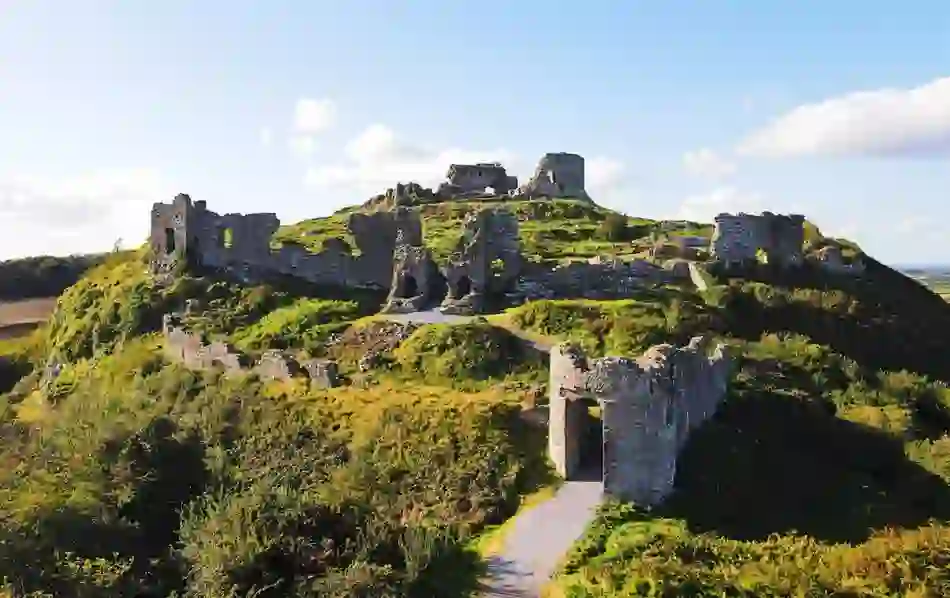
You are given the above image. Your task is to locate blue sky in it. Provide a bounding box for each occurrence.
[1,1,948,264]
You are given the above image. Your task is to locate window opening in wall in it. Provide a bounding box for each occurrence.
[223,228,234,249]
[164,228,176,254]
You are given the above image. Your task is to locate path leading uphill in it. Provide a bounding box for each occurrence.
[385,309,599,596]
[477,474,603,597]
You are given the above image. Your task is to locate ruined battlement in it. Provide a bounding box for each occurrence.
[162,313,339,387]
[150,193,417,289]
[549,336,731,506]
[518,152,588,200]
[710,211,805,267]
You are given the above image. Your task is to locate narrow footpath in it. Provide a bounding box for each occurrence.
[385,309,600,596]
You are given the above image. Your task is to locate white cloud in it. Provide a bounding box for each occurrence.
[671,187,766,223]
[260,126,273,148]
[0,169,169,259]
[305,124,516,195]
[289,134,316,158]
[293,98,336,134]
[682,148,737,179]
[738,76,950,157]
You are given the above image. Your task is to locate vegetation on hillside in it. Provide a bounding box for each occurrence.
[4,195,950,596]
[489,263,950,596]
[277,199,712,264]
[0,340,549,597]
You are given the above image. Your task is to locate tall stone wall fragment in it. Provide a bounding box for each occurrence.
[548,336,731,507]
[519,153,588,199]
[710,211,805,268]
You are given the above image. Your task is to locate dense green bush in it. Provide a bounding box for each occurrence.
[230,298,363,352]
[394,319,544,382]
[0,343,548,597]
[504,291,716,357]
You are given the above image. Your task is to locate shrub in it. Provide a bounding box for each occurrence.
[394,320,543,381]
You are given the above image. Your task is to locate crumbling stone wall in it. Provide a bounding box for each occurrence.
[438,163,518,196]
[149,194,415,290]
[813,245,866,275]
[515,257,665,301]
[441,208,522,314]
[710,211,805,268]
[162,313,338,387]
[549,336,731,506]
[518,153,588,199]
[382,241,441,313]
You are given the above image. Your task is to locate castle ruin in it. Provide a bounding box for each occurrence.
[519,152,588,199]
[710,211,805,268]
[438,163,518,196]
[549,336,731,506]
[162,313,339,388]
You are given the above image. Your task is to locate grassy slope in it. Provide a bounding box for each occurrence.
[505,263,950,597]
[276,198,712,264]
[0,250,554,598]
[2,198,950,596]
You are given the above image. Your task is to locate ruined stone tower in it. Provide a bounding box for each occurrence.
[519,153,588,199]
[710,211,805,268]
[549,337,730,506]
[440,208,522,314]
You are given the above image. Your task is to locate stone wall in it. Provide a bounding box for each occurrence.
[149,194,415,289]
[549,336,731,506]
[441,208,523,314]
[162,313,338,387]
[710,211,805,268]
[516,257,667,301]
[438,163,518,195]
[518,153,588,199]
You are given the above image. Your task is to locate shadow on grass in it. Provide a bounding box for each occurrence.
[661,373,950,543]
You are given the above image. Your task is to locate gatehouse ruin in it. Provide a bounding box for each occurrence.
[548,337,731,506]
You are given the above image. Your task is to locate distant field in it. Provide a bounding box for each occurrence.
[0,297,56,339]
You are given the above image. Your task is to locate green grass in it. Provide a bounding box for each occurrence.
[278,199,713,264]
[6,193,950,596]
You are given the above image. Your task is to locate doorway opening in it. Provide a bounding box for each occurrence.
[400,274,419,297]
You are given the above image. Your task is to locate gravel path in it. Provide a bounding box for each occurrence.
[386,309,596,596]
[478,476,603,597]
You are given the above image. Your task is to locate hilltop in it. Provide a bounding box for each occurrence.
[1,177,950,597]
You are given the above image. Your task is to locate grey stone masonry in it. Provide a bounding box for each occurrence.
[162,313,339,388]
[710,211,805,268]
[549,336,731,506]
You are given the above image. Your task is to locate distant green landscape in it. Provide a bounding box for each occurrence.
[903,267,950,300]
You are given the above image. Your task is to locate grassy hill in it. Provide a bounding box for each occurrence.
[1,197,950,596]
